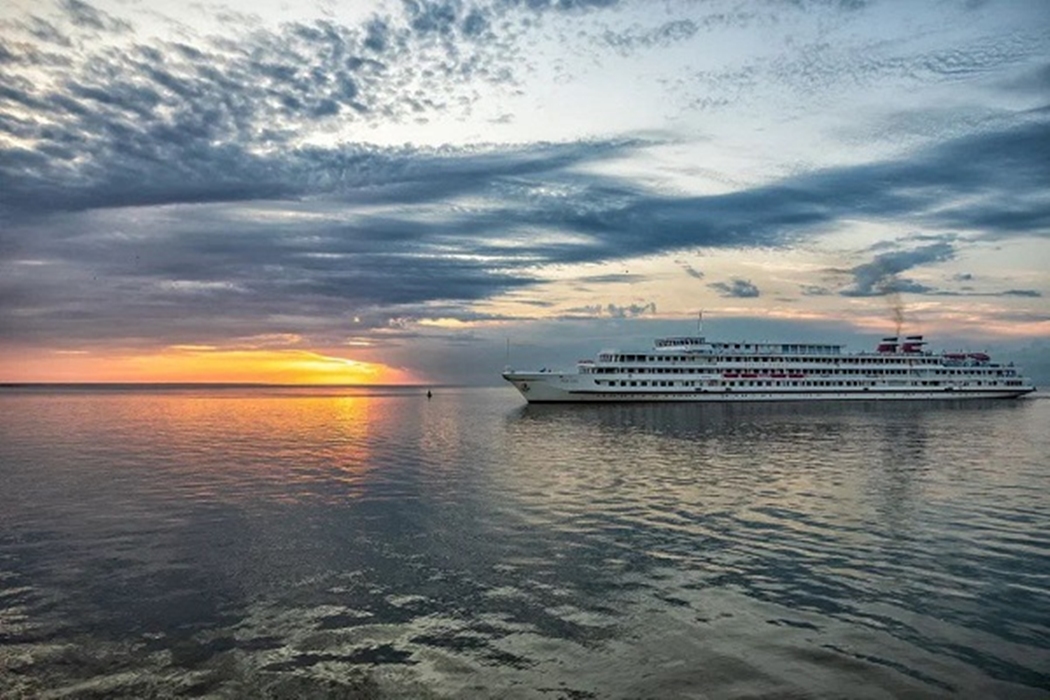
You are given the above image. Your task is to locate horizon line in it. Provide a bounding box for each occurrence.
[0,382,462,389]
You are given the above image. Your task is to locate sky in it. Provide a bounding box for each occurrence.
[1,0,1048,385]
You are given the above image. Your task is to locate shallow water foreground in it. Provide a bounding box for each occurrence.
[1,386,1048,698]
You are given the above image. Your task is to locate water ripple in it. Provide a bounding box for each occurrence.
[1,389,1048,697]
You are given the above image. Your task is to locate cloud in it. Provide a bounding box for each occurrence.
[3,115,1047,349]
[839,240,955,297]
[823,238,1045,300]
[708,279,760,298]
[3,0,1048,234]
[60,0,130,33]
[0,3,539,212]
[675,260,705,280]
[601,19,699,54]
[929,288,1044,298]
[564,302,657,318]
[996,61,1050,97]
[574,273,646,284]
[6,113,1047,260]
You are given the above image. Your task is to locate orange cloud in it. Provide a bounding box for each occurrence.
[2,347,420,385]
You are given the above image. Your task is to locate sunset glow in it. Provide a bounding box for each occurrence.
[2,348,419,385]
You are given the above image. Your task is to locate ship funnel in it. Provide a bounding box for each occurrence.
[877,337,898,353]
[902,336,926,353]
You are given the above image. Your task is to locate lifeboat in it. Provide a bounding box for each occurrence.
[968,352,990,361]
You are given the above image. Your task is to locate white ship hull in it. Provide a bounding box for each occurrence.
[503,372,1033,403]
[502,332,1035,404]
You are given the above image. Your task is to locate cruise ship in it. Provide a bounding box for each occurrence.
[502,334,1035,403]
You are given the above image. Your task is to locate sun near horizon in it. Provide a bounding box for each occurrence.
[0,347,421,385]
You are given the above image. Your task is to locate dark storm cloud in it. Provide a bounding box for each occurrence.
[709,279,760,298]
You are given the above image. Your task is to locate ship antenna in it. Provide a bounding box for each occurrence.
[697,310,703,335]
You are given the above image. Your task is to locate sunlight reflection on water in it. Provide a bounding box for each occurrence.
[1,388,1048,698]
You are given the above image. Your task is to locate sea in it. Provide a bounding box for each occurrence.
[1,385,1048,699]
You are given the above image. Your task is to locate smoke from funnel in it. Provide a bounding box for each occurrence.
[877,276,906,337]
[891,294,904,337]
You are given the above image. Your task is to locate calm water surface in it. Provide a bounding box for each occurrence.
[1,387,1048,698]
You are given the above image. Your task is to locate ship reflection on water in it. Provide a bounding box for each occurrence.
[0,388,1047,698]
